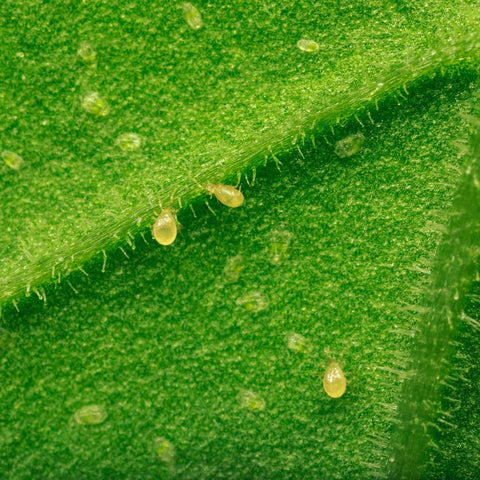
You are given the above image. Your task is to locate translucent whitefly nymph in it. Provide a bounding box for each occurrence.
[334,133,365,158]
[236,291,269,313]
[182,2,203,30]
[286,332,312,354]
[238,389,266,411]
[115,132,143,152]
[77,42,97,68]
[81,92,110,116]
[223,254,244,283]
[74,404,108,425]
[267,229,293,265]
[323,360,347,398]
[153,209,177,246]
[1,150,24,170]
[154,437,176,463]
[297,39,320,53]
[206,183,244,208]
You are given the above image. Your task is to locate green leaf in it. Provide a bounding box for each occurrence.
[1,1,480,478]
[1,0,480,306]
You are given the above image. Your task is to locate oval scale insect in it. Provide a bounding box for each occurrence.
[153,209,177,246]
[81,92,110,116]
[154,437,176,464]
[323,360,347,398]
[238,389,266,411]
[115,132,143,152]
[182,2,203,30]
[74,404,108,425]
[297,39,320,53]
[206,183,244,208]
[334,132,365,158]
[77,42,97,68]
[2,150,24,170]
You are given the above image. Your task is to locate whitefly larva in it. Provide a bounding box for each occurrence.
[182,2,203,30]
[152,209,177,246]
[73,404,108,425]
[205,183,244,208]
[323,359,347,398]
[296,39,320,53]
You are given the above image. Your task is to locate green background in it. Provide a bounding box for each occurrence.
[1,1,480,478]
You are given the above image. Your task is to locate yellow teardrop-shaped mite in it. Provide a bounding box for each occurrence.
[323,359,347,398]
[205,183,244,208]
[152,209,177,245]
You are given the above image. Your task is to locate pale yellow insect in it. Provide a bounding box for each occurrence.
[77,42,97,68]
[223,254,244,283]
[154,437,176,463]
[182,2,203,30]
[296,39,320,53]
[323,359,347,398]
[236,291,269,313]
[74,404,108,425]
[334,133,365,158]
[238,389,266,411]
[2,150,24,170]
[115,132,143,152]
[81,92,110,116]
[206,183,244,208]
[267,229,293,265]
[152,209,177,245]
[286,332,312,354]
